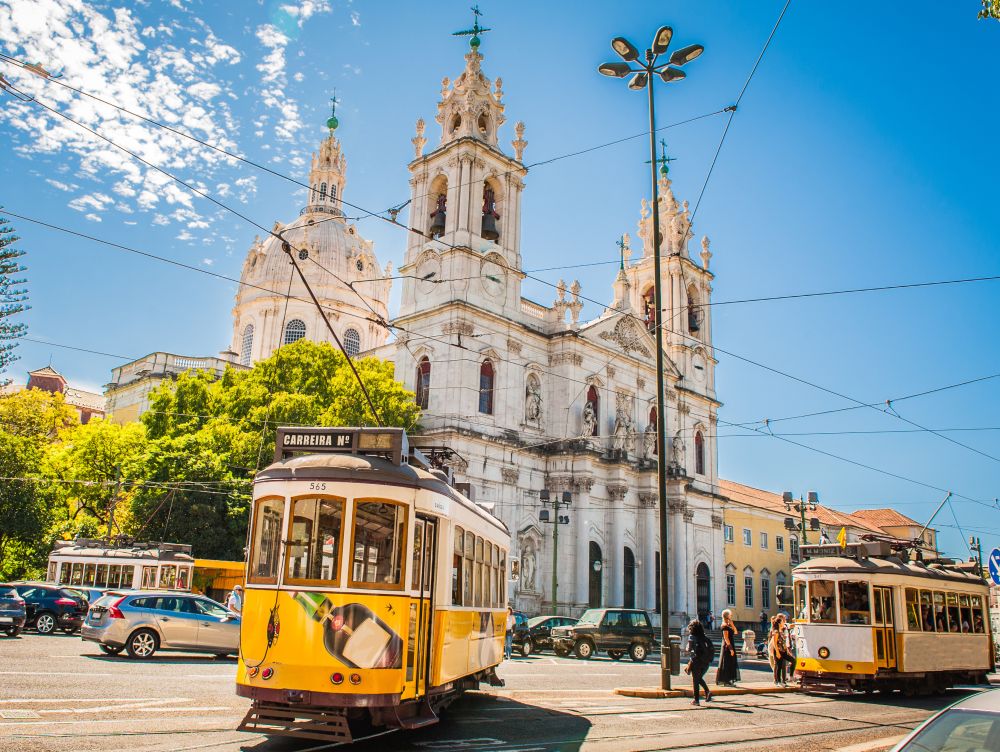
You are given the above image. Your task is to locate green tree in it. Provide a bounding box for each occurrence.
[0,387,78,440]
[0,212,29,383]
[0,430,47,579]
[981,0,1000,19]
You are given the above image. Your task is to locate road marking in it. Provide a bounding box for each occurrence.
[0,671,112,677]
[182,673,235,679]
[38,698,193,714]
[0,698,161,703]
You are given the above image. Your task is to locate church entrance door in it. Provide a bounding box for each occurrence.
[696,562,711,619]
[623,547,635,609]
[588,542,602,608]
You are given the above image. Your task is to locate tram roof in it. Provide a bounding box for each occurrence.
[256,453,509,535]
[794,555,988,587]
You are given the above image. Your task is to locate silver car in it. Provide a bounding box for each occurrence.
[890,688,1000,752]
[81,591,240,659]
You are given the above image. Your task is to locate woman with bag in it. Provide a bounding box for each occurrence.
[769,614,792,686]
[715,609,740,686]
[684,619,713,705]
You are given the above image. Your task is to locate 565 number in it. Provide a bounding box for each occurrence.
[308,482,327,491]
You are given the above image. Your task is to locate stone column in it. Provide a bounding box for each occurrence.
[640,492,657,613]
[668,495,687,629]
[607,483,627,607]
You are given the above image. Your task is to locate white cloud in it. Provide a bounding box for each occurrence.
[45,178,75,191]
[84,212,102,222]
[201,257,214,265]
[176,229,194,241]
[350,11,360,27]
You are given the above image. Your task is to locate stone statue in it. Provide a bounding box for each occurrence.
[612,407,628,451]
[671,429,685,468]
[525,378,542,423]
[643,422,657,458]
[624,413,637,453]
[582,400,597,437]
[522,547,536,591]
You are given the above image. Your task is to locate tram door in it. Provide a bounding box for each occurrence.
[873,586,897,671]
[407,517,437,700]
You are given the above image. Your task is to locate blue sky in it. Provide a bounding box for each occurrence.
[1,1,998,561]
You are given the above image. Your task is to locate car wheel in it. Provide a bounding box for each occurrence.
[35,612,57,635]
[575,640,595,660]
[126,629,159,659]
[608,650,624,660]
[629,643,648,662]
[4,627,20,638]
[554,645,569,657]
[99,644,124,656]
[520,639,533,658]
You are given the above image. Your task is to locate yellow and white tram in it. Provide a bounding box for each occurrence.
[792,542,994,694]
[236,427,509,743]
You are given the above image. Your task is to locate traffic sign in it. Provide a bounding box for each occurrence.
[988,548,1000,585]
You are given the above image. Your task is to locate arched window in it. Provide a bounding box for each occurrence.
[648,406,657,455]
[319,183,327,201]
[586,385,600,436]
[761,568,771,611]
[415,357,431,409]
[240,324,254,367]
[478,359,495,415]
[687,286,701,334]
[283,319,306,345]
[695,430,705,475]
[589,541,603,608]
[790,536,800,562]
[344,328,360,358]
[743,566,754,608]
[330,184,338,203]
[725,564,736,606]
[642,287,656,332]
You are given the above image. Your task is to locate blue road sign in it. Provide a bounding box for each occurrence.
[988,548,1000,586]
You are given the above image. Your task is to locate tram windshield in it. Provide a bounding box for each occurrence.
[838,581,871,625]
[808,580,836,623]
[249,498,285,584]
[350,500,406,588]
[286,496,345,585]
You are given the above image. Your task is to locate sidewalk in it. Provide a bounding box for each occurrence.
[616,681,799,699]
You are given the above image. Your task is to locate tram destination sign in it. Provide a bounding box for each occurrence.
[275,426,407,464]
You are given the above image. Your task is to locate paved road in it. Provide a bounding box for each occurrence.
[0,632,979,752]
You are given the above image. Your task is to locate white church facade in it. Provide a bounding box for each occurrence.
[227,39,725,627]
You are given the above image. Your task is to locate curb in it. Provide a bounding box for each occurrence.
[615,683,799,699]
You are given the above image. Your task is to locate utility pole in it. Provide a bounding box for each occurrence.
[970,536,984,578]
[539,490,571,611]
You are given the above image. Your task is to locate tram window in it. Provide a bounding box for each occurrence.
[47,561,57,582]
[121,565,135,589]
[808,580,836,623]
[971,595,986,633]
[959,594,972,633]
[411,520,424,592]
[69,563,82,586]
[464,532,474,606]
[452,527,464,605]
[249,498,286,585]
[932,591,947,632]
[946,592,961,633]
[905,588,921,631]
[838,582,871,625]
[159,565,177,589]
[920,590,935,631]
[286,497,345,586]
[474,537,484,607]
[795,582,807,620]
[350,499,406,588]
[95,564,108,588]
[500,552,507,606]
[84,563,97,586]
[107,564,121,589]
[177,567,190,590]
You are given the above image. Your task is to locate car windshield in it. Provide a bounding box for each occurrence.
[577,609,603,625]
[527,616,550,628]
[0,587,19,598]
[902,709,1000,752]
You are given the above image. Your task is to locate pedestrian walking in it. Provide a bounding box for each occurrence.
[504,606,515,659]
[226,585,243,615]
[706,611,715,630]
[769,614,793,686]
[759,610,768,636]
[715,609,740,686]
[684,619,713,705]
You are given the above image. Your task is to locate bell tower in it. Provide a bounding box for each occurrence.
[305,97,347,217]
[398,11,528,318]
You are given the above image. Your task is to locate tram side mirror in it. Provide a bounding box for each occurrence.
[510,558,520,582]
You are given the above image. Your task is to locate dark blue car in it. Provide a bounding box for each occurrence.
[12,583,87,635]
[0,585,27,637]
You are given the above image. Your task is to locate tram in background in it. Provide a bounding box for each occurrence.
[46,539,195,592]
[792,540,994,694]
[236,426,509,744]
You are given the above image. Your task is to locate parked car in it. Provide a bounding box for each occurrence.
[0,585,27,637]
[550,608,657,662]
[890,687,1000,752]
[69,587,107,607]
[11,583,87,635]
[518,615,579,656]
[82,591,240,659]
[507,611,530,656]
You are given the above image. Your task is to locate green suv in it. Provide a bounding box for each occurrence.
[550,608,657,662]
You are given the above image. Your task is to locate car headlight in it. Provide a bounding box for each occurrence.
[817,646,830,659]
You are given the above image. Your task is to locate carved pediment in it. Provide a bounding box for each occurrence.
[598,317,651,357]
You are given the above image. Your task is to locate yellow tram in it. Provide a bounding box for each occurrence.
[792,541,994,694]
[235,426,509,743]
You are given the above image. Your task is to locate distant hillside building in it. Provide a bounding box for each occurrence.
[2,365,105,424]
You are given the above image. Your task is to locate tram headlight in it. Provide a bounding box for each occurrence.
[247,666,259,678]
[817,646,830,659]
[349,673,362,685]
[261,667,274,680]
[330,672,344,685]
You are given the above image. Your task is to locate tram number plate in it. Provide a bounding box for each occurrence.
[309,482,327,491]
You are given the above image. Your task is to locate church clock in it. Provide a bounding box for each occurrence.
[481,258,506,298]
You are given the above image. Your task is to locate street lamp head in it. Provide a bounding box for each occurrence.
[782,491,793,505]
[611,36,640,62]
[598,62,632,78]
[668,43,704,66]
[659,67,686,83]
[627,72,648,90]
[807,490,819,506]
[651,26,673,55]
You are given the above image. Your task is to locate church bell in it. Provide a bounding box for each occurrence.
[481,212,499,241]
[428,194,446,238]
[480,184,500,241]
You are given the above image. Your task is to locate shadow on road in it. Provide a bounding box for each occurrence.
[237,693,592,752]
[81,651,238,665]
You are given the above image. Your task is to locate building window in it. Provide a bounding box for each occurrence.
[331,184,338,202]
[725,565,736,606]
[642,287,655,331]
[760,532,768,549]
[479,359,495,415]
[648,406,657,455]
[240,324,254,366]
[742,528,752,546]
[723,524,733,543]
[744,567,754,608]
[320,182,327,201]
[687,286,701,334]
[776,535,784,553]
[344,328,360,358]
[776,571,788,609]
[695,431,705,475]
[415,357,430,410]
[761,570,771,610]
[586,385,599,436]
[283,319,306,345]
[790,536,799,561]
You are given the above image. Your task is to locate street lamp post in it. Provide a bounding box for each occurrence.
[539,490,572,611]
[783,491,819,546]
[970,536,984,579]
[599,26,704,692]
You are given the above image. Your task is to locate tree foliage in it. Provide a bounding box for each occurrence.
[981,0,1000,19]
[0,387,78,440]
[0,212,29,382]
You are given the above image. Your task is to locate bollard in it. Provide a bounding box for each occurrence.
[669,634,681,676]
